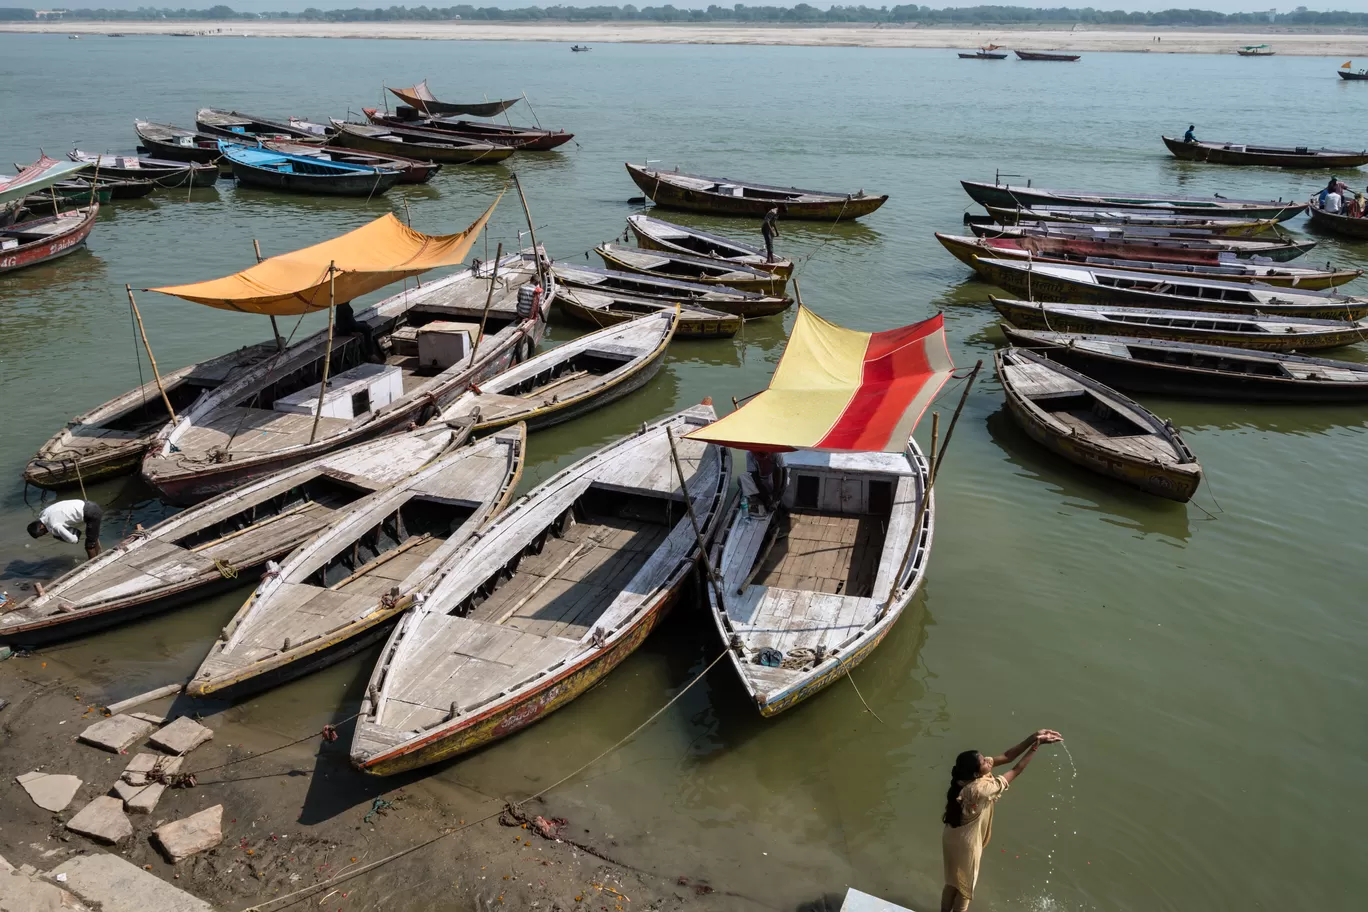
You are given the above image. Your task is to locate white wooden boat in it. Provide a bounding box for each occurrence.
[706,447,932,716]
[441,311,677,432]
[351,404,730,774]
[187,426,526,699]
[1,422,473,648]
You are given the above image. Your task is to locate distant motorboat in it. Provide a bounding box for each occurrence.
[1236,44,1275,56]
[571,45,591,52]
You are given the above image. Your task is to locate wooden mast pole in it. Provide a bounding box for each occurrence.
[254,239,283,351]
[470,242,503,363]
[125,285,177,424]
[308,262,337,445]
[511,173,545,289]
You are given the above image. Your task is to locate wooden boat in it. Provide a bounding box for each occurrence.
[363,109,574,151]
[938,232,1361,289]
[595,243,788,294]
[571,45,591,52]
[1306,197,1368,238]
[627,213,794,277]
[557,286,742,339]
[997,348,1201,501]
[350,403,731,774]
[1236,44,1274,56]
[186,427,526,700]
[1339,68,1368,81]
[263,140,440,185]
[142,253,555,505]
[625,162,888,220]
[552,263,791,318]
[991,298,1368,352]
[68,151,219,188]
[971,258,1368,320]
[0,205,97,275]
[1015,50,1081,61]
[1162,136,1368,169]
[386,81,521,117]
[329,121,514,166]
[442,311,677,432]
[982,204,1281,236]
[19,175,152,209]
[963,180,1305,221]
[133,120,222,164]
[24,342,278,490]
[196,108,325,143]
[999,329,1368,402]
[220,143,403,197]
[1,423,474,648]
[966,221,1316,262]
[959,45,1007,59]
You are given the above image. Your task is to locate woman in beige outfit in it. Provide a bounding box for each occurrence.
[941,729,1062,911]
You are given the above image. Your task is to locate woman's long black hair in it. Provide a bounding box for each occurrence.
[943,750,983,827]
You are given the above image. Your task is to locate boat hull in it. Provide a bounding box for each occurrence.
[964,181,1305,221]
[595,246,787,295]
[1307,203,1368,238]
[558,295,742,338]
[331,124,515,165]
[1163,135,1368,169]
[627,163,888,221]
[229,160,401,197]
[0,206,97,275]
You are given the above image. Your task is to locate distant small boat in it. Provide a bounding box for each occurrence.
[571,45,591,52]
[386,80,521,117]
[0,205,98,275]
[959,44,1007,59]
[1339,69,1368,81]
[1237,44,1275,56]
[68,34,80,40]
[220,142,403,197]
[1163,136,1368,169]
[1015,50,1081,61]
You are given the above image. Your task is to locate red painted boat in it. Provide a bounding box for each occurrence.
[0,205,97,274]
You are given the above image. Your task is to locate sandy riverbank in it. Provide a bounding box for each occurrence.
[5,20,1368,55]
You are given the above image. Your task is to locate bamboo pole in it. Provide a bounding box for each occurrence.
[470,242,503,363]
[666,426,727,614]
[309,262,337,445]
[521,91,544,130]
[125,285,177,424]
[254,239,284,351]
[928,412,940,486]
[511,173,545,289]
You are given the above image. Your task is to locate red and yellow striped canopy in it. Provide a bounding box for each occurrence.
[688,307,954,453]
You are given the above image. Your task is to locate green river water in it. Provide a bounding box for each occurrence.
[1,34,1364,910]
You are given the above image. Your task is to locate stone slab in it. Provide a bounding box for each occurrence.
[126,783,165,815]
[0,862,90,912]
[77,715,153,754]
[841,888,917,912]
[48,853,213,912]
[153,805,222,863]
[147,718,213,756]
[16,772,83,813]
[65,797,133,845]
[121,753,182,787]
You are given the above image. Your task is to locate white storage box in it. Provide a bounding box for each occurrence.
[417,321,478,371]
[273,363,404,420]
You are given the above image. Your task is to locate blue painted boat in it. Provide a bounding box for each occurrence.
[218,142,402,197]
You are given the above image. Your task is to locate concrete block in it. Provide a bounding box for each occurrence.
[147,718,212,756]
[48,853,213,912]
[65,797,133,845]
[0,863,90,912]
[16,772,83,812]
[126,783,165,815]
[78,715,153,754]
[841,888,917,912]
[121,753,182,787]
[153,805,222,863]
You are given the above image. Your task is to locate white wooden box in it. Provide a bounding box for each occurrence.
[417,321,478,371]
[274,363,403,420]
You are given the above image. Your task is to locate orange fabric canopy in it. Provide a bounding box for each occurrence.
[150,195,501,315]
[688,307,954,453]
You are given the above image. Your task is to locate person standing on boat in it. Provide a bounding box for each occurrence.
[941,729,1063,912]
[761,208,781,263]
[27,499,103,560]
[1182,124,1197,143]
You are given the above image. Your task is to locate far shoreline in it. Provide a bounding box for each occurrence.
[6,20,1368,56]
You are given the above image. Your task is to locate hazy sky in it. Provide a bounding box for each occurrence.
[48,2,1368,15]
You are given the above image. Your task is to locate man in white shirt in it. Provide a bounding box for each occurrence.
[1325,189,1344,214]
[27,499,103,559]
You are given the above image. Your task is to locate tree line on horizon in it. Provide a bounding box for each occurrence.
[5,5,1368,27]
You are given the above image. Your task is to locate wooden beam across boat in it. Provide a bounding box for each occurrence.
[626,162,888,220]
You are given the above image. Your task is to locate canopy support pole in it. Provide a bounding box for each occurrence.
[125,285,177,425]
[471,242,503,363]
[666,426,726,614]
[309,262,337,446]
[511,173,545,289]
[254,239,283,351]
[521,92,543,130]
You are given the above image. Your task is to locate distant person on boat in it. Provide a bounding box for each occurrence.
[1182,124,1197,143]
[761,208,781,263]
[27,498,103,560]
[941,729,1063,912]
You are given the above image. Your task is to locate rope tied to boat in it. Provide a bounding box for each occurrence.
[213,559,238,579]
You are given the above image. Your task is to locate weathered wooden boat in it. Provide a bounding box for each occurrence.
[196,108,325,143]
[551,263,791,318]
[963,180,1305,221]
[627,213,795,277]
[1162,136,1368,169]
[68,150,219,188]
[220,143,403,197]
[133,120,222,164]
[19,174,153,208]
[329,121,514,166]
[971,258,1368,320]
[981,204,1281,236]
[999,329,1368,402]
[966,221,1316,262]
[0,205,97,275]
[363,109,574,151]
[996,347,1202,501]
[557,286,743,339]
[24,342,278,490]
[595,242,788,295]
[262,140,440,185]
[350,404,730,774]
[186,426,526,700]
[1015,49,1080,61]
[1,423,474,648]
[959,45,1007,59]
[626,162,888,220]
[938,232,1361,289]
[442,311,677,432]
[1306,197,1368,239]
[142,251,553,505]
[386,81,521,117]
[992,298,1368,352]
[1236,44,1274,56]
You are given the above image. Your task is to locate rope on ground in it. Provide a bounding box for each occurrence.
[241,648,731,912]
[174,714,359,786]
